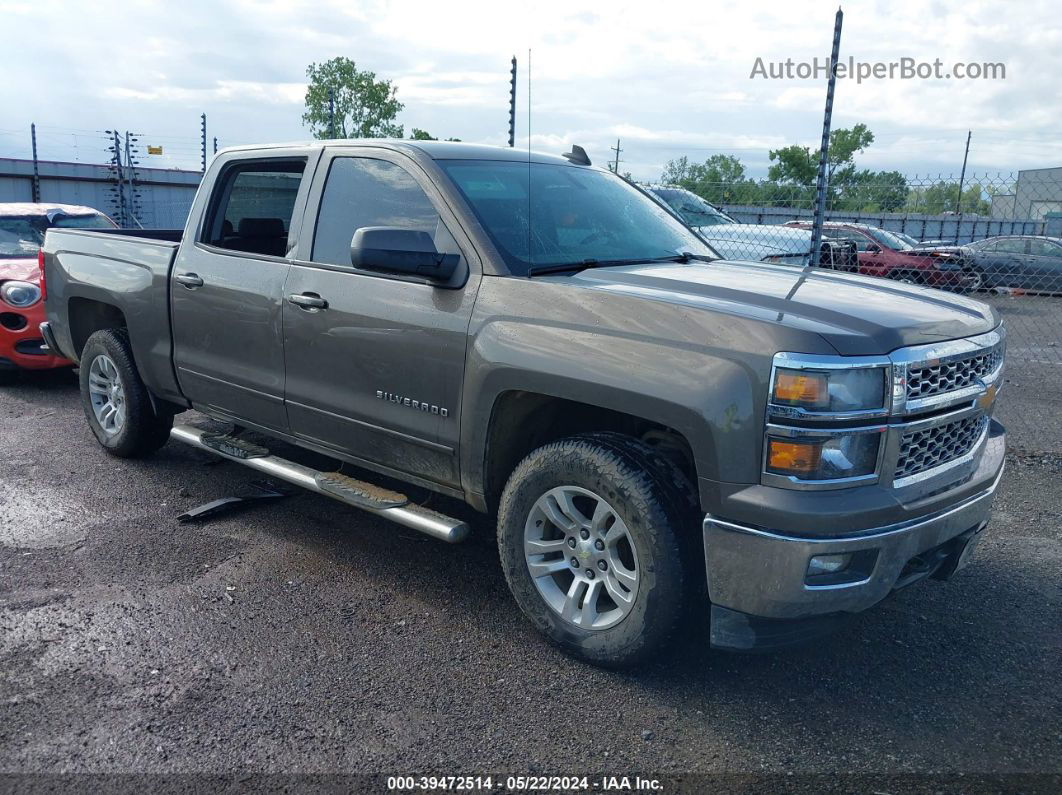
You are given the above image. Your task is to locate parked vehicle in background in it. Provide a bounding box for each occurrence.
[42,141,1005,666]
[894,231,951,249]
[0,203,115,384]
[785,220,974,291]
[955,236,1062,294]
[643,186,857,271]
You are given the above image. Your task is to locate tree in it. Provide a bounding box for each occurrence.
[904,181,990,215]
[409,128,462,142]
[834,170,909,212]
[768,124,875,186]
[767,145,817,186]
[660,155,751,205]
[302,57,404,139]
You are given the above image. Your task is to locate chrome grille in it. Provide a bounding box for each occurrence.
[906,343,1003,402]
[895,414,988,480]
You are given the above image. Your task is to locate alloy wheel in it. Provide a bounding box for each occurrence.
[523,485,640,630]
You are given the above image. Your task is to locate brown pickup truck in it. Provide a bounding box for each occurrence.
[41,140,1006,666]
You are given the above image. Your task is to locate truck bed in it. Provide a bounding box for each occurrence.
[42,227,185,404]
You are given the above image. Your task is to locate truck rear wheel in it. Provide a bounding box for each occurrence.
[497,433,697,667]
[79,329,173,458]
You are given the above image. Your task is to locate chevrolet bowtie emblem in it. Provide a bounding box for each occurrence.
[977,382,998,412]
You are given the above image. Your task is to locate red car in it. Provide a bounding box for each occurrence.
[784,221,974,291]
[0,203,116,383]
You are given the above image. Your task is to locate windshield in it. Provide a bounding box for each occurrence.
[0,213,113,259]
[865,227,913,251]
[651,188,734,227]
[438,160,715,275]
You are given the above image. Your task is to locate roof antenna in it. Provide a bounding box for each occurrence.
[562,145,591,166]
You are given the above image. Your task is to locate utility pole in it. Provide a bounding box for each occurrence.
[610,139,622,174]
[328,88,336,138]
[508,56,517,147]
[200,113,207,172]
[808,7,844,268]
[30,123,41,202]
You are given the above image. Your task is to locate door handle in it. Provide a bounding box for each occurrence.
[175,272,204,288]
[286,293,328,310]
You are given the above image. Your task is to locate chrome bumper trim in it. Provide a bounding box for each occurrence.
[703,462,1003,620]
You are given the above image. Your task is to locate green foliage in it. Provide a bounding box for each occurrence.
[768,124,875,186]
[409,128,462,142]
[834,170,909,212]
[766,146,817,186]
[660,123,909,213]
[903,182,991,215]
[302,57,404,139]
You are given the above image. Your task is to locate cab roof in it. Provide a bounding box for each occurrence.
[217,139,586,168]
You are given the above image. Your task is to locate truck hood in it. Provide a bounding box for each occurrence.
[695,224,811,255]
[0,257,38,283]
[567,260,998,355]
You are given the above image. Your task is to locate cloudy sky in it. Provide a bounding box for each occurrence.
[1,0,1059,180]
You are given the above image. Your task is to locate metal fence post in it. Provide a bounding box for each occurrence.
[30,123,41,202]
[808,7,844,267]
[508,56,517,148]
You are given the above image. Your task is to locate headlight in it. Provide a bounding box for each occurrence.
[763,253,809,267]
[772,366,887,414]
[0,281,41,308]
[766,431,881,480]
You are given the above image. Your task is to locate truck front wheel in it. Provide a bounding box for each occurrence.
[79,329,173,458]
[497,433,697,667]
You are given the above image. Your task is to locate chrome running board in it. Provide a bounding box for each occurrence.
[169,424,470,543]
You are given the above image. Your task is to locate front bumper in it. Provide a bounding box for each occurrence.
[0,307,70,371]
[703,427,1004,647]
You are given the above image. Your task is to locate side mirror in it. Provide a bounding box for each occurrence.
[350,227,459,281]
[866,244,881,254]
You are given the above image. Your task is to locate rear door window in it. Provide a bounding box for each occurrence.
[203,159,306,258]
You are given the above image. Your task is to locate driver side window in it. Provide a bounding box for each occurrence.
[311,157,459,268]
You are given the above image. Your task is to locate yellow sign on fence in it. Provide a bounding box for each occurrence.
[147,145,163,155]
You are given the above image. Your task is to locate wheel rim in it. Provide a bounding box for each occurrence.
[87,354,126,436]
[523,485,640,631]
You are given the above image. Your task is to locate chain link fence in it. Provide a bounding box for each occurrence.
[643,172,1062,454]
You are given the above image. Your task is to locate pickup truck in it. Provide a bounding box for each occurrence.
[41,140,1006,667]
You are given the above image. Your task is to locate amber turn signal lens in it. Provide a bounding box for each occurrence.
[767,438,822,477]
[773,371,828,407]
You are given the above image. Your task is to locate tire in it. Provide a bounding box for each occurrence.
[962,268,985,293]
[893,270,921,285]
[497,432,699,667]
[79,328,173,458]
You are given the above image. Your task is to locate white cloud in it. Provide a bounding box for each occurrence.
[0,0,1056,179]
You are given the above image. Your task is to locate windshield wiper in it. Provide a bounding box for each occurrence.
[527,253,712,277]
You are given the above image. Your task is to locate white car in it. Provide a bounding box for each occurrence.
[643,186,856,270]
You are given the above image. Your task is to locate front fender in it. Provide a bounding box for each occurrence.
[459,319,761,503]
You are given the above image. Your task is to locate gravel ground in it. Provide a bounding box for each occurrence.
[1,371,1060,789]
[982,293,1062,454]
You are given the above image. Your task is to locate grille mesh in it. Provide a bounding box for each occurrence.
[895,414,988,480]
[906,344,1003,402]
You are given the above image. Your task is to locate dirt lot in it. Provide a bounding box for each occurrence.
[1,371,1060,790]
